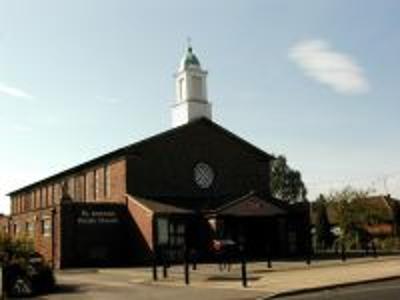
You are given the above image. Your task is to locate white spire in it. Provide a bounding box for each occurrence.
[171,44,212,127]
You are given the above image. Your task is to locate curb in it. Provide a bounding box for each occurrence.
[265,275,400,299]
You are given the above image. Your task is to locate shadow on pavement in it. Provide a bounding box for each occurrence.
[207,275,261,281]
[36,283,85,298]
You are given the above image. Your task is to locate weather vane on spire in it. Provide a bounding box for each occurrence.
[187,36,192,50]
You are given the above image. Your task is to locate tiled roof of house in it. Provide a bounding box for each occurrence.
[311,194,400,225]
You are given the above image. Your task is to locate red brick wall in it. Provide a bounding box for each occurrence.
[108,159,126,203]
[126,195,154,251]
[9,207,60,266]
[8,156,128,268]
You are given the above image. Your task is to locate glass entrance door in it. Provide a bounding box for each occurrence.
[168,220,185,261]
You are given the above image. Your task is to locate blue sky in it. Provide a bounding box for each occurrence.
[1,0,400,213]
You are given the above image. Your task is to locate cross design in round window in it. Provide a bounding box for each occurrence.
[193,162,214,189]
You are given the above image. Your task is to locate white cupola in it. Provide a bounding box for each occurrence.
[171,44,212,127]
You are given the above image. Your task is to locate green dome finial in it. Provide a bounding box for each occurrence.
[180,38,201,69]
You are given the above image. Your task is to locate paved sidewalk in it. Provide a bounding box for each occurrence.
[95,255,400,298]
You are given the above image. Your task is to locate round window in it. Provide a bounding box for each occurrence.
[193,162,214,189]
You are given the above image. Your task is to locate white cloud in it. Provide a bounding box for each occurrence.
[289,39,369,94]
[0,82,34,100]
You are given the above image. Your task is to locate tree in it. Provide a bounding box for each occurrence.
[314,195,334,250]
[271,155,307,202]
[326,186,371,250]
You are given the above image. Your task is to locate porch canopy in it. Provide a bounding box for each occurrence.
[129,191,288,217]
[208,192,288,217]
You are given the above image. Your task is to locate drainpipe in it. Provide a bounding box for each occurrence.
[51,208,56,269]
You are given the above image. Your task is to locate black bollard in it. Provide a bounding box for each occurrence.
[192,249,197,270]
[152,252,158,281]
[162,249,168,278]
[306,245,311,265]
[266,244,272,269]
[341,243,346,262]
[267,256,272,269]
[372,241,378,258]
[184,246,190,285]
[306,229,312,265]
[240,245,248,288]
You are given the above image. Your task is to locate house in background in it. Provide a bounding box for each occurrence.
[311,194,400,249]
[355,195,400,237]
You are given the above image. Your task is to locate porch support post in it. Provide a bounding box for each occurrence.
[184,244,190,285]
[162,246,168,278]
[341,242,346,262]
[240,243,248,288]
[266,242,272,269]
[152,248,158,281]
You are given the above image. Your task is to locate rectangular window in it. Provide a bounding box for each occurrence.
[24,194,29,211]
[104,164,111,198]
[32,191,36,210]
[13,223,19,235]
[51,184,55,205]
[25,221,34,237]
[19,195,23,213]
[74,176,79,201]
[47,186,52,207]
[39,188,43,208]
[54,184,58,204]
[156,217,169,246]
[42,187,47,208]
[29,193,33,211]
[179,78,184,100]
[192,76,203,99]
[36,189,40,209]
[56,183,62,204]
[41,218,52,237]
[22,195,25,212]
[68,177,74,200]
[94,170,99,200]
[83,174,87,202]
[23,195,27,212]
[15,196,19,214]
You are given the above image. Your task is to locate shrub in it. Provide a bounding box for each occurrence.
[377,237,400,251]
[0,233,55,297]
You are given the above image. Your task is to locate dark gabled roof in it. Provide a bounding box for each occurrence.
[211,192,288,217]
[212,191,289,214]
[8,118,273,196]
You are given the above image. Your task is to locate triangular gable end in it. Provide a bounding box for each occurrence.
[215,195,287,217]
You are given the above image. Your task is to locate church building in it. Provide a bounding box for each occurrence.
[7,46,309,268]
